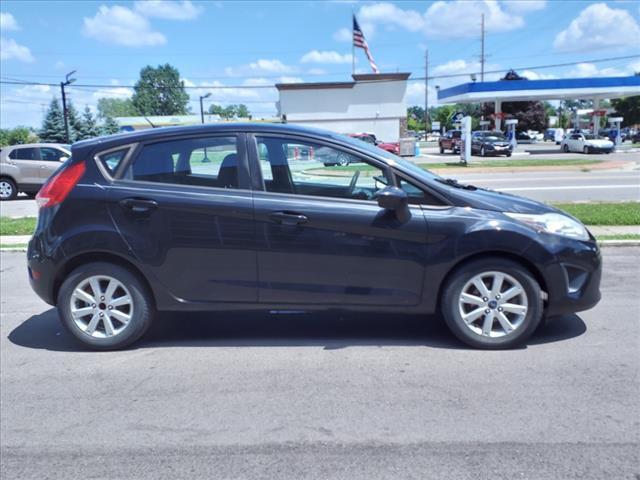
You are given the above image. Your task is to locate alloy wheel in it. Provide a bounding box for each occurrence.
[69,275,133,338]
[458,271,528,338]
[0,181,14,199]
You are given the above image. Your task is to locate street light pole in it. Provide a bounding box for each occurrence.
[60,70,77,144]
[199,93,211,124]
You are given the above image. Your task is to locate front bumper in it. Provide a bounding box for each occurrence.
[542,237,602,316]
[586,145,614,153]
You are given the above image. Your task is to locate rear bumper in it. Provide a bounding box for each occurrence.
[27,235,58,306]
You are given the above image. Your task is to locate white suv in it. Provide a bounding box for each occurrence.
[0,143,70,200]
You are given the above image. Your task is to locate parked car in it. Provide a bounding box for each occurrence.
[348,132,400,156]
[600,128,627,143]
[0,143,71,200]
[28,123,601,351]
[544,128,565,144]
[515,131,535,143]
[630,131,640,144]
[560,132,614,154]
[438,130,462,153]
[471,131,513,157]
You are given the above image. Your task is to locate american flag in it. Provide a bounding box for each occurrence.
[353,15,379,74]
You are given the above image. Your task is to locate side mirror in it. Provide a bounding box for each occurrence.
[375,186,410,222]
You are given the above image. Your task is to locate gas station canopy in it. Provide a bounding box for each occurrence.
[437,76,640,104]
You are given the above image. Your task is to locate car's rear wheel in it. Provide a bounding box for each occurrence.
[0,178,17,201]
[439,145,445,154]
[480,146,486,157]
[57,262,154,350]
[583,146,590,154]
[336,153,350,166]
[441,258,543,349]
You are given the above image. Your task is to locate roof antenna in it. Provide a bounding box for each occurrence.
[143,116,157,128]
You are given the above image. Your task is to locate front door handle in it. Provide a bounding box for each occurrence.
[269,211,308,226]
[119,197,159,214]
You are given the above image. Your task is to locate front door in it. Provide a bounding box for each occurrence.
[108,134,257,304]
[250,135,427,306]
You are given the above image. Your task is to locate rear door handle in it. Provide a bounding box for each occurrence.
[119,197,158,214]
[269,211,308,226]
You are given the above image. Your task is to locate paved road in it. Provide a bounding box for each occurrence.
[1,249,638,479]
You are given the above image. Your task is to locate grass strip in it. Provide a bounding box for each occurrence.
[595,234,640,241]
[0,217,37,236]
[552,202,640,226]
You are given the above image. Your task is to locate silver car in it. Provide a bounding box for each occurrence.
[0,143,71,200]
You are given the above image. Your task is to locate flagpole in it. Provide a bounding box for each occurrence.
[351,12,355,75]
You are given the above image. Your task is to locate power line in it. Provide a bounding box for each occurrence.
[2,55,637,91]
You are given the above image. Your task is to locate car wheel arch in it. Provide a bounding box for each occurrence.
[435,250,549,313]
[53,251,157,309]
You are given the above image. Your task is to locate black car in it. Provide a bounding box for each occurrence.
[28,123,601,350]
[471,131,513,157]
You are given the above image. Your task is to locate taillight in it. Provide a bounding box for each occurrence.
[36,161,85,209]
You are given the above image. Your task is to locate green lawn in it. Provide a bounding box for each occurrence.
[551,202,640,226]
[595,234,640,241]
[0,217,37,236]
[321,158,602,173]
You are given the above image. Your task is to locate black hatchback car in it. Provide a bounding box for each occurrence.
[28,123,601,350]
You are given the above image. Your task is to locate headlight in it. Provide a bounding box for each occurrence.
[504,212,589,240]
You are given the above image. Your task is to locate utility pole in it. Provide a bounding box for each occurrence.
[60,70,76,144]
[480,13,485,82]
[424,49,429,134]
[199,92,211,124]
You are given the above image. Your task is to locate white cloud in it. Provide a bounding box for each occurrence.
[566,62,633,78]
[300,50,352,64]
[0,12,20,31]
[333,27,351,42]
[502,0,546,14]
[248,59,294,73]
[307,68,327,75]
[0,36,34,62]
[520,70,555,80]
[553,3,640,52]
[358,2,425,33]
[278,76,303,84]
[83,5,166,47]
[133,0,202,20]
[424,1,526,38]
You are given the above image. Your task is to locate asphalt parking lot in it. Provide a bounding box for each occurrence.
[1,248,639,479]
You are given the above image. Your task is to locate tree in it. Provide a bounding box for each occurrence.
[39,98,67,143]
[611,96,640,127]
[208,103,251,119]
[76,106,101,140]
[101,116,121,135]
[480,70,547,131]
[407,106,426,131]
[131,64,190,116]
[97,97,138,119]
[0,127,38,146]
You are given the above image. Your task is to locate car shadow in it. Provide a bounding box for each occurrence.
[8,308,587,353]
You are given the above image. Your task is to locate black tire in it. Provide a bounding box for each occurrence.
[480,146,486,157]
[506,151,512,157]
[336,153,350,166]
[57,262,154,350]
[562,144,569,153]
[0,177,18,201]
[439,145,445,154]
[583,146,590,154]
[441,257,543,349]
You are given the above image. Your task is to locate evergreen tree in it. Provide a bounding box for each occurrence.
[101,116,121,135]
[76,106,101,140]
[39,98,67,143]
[66,101,83,142]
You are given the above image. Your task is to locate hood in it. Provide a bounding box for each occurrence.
[436,181,557,214]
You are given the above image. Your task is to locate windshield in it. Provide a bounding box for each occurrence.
[483,133,507,141]
[332,132,441,181]
[584,134,605,140]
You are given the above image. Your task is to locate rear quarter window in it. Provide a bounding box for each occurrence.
[98,148,129,175]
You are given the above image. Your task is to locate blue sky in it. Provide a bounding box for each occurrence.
[1,0,639,128]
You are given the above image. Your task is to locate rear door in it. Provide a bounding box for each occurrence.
[8,147,41,187]
[107,134,258,304]
[249,134,428,306]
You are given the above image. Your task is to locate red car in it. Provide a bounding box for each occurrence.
[348,133,400,155]
[439,130,462,154]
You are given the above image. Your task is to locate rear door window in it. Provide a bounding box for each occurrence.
[128,136,241,189]
[40,147,67,162]
[9,147,39,160]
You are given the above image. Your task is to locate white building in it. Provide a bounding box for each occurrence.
[276,73,411,142]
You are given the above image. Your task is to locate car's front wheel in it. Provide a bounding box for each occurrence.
[441,258,543,349]
[583,146,590,154]
[57,262,154,350]
[562,144,569,153]
[0,178,17,201]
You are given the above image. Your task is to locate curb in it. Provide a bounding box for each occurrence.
[598,240,640,247]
